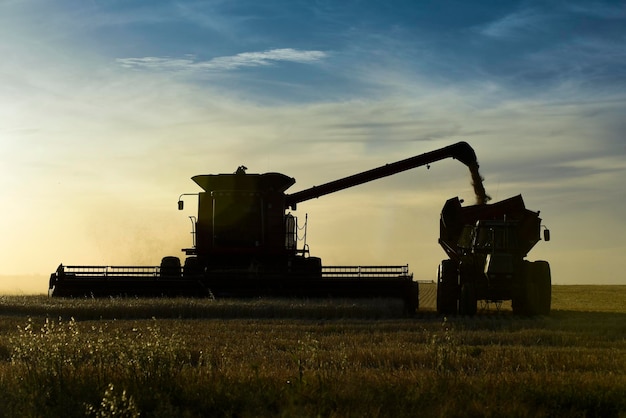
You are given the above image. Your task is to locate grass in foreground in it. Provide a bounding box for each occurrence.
[0,286,624,418]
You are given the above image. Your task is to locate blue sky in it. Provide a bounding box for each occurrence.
[1,0,625,292]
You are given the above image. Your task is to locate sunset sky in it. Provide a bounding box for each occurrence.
[1,0,625,293]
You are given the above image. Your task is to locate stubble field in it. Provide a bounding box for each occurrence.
[0,284,624,417]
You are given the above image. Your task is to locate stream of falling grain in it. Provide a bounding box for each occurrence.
[469,162,491,205]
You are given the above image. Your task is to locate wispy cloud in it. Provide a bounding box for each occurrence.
[116,48,327,73]
[523,36,626,86]
[478,8,547,39]
[567,1,626,19]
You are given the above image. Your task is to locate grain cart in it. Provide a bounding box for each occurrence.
[50,141,488,312]
[437,195,551,316]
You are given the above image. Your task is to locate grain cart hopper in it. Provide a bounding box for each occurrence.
[437,195,551,316]
[50,141,488,312]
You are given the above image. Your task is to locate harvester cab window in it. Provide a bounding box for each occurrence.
[212,193,263,248]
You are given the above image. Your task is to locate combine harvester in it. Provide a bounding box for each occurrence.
[49,141,551,315]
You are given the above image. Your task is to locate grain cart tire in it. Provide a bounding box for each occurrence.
[533,261,551,315]
[459,282,477,316]
[458,262,477,316]
[512,261,532,316]
[437,260,458,315]
[160,256,182,279]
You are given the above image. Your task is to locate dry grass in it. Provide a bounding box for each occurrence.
[0,285,624,417]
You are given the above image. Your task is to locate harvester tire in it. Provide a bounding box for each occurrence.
[459,282,477,316]
[160,256,182,279]
[183,257,202,278]
[404,281,420,315]
[290,256,322,279]
[306,257,323,278]
[437,260,458,315]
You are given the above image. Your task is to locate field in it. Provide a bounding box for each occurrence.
[0,285,624,418]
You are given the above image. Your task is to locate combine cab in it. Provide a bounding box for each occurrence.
[49,141,510,313]
[437,195,551,315]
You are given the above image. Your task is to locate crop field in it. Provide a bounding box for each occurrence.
[0,285,624,418]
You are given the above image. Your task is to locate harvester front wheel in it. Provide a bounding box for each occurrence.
[437,260,458,315]
[183,257,203,278]
[160,256,182,279]
[292,256,322,279]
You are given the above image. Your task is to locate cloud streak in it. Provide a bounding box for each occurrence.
[567,1,626,19]
[478,8,548,39]
[116,48,327,73]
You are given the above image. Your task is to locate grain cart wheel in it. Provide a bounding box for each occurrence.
[437,260,458,315]
[458,262,477,316]
[533,261,552,315]
[512,261,532,316]
[459,282,477,316]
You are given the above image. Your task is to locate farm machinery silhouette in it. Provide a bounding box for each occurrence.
[49,141,551,314]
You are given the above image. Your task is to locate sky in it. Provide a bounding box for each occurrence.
[1,0,625,293]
